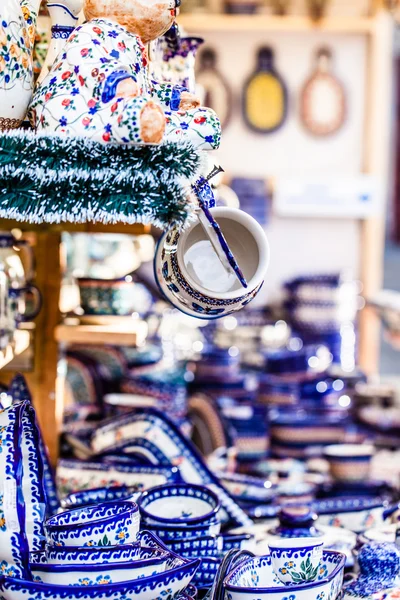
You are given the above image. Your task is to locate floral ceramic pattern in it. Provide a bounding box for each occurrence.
[279,557,319,584]
[30,18,220,149]
[0,1,36,91]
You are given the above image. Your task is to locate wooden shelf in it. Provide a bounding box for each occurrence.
[0,220,151,236]
[178,14,376,34]
[55,322,148,347]
[0,330,31,371]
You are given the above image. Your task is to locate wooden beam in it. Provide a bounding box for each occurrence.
[0,220,150,236]
[359,12,394,374]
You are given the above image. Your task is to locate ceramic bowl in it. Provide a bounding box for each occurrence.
[144,516,221,541]
[45,501,140,547]
[192,556,221,588]
[223,551,345,600]
[0,555,201,600]
[61,485,140,510]
[31,543,142,565]
[323,444,375,482]
[165,535,222,558]
[268,538,324,585]
[30,548,169,585]
[77,276,138,317]
[315,497,386,533]
[138,483,220,526]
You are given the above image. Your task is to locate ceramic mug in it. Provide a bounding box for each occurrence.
[268,537,324,585]
[323,443,375,482]
[154,207,269,319]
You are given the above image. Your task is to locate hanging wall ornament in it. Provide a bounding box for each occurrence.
[196,48,232,130]
[306,0,330,20]
[300,47,346,137]
[243,47,288,134]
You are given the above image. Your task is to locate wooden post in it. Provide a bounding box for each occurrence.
[26,232,62,465]
[359,11,394,374]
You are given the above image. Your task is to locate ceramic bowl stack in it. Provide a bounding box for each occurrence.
[138,483,223,589]
[3,502,201,600]
[284,273,360,371]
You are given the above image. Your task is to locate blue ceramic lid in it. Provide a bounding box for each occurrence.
[344,543,400,597]
[269,507,323,538]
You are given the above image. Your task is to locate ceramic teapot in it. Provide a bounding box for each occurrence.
[0,0,42,129]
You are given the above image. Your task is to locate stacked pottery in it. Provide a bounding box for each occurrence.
[284,273,360,370]
[138,483,222,589]
[11,503,202,600]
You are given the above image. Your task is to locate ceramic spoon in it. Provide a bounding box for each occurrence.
[192,168,248,289]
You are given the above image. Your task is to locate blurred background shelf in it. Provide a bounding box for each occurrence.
[0,220,151,236]
[178,14,376,34]
[55,322,148,347]
[0,330,31,371]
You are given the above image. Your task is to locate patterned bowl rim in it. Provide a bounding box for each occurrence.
[45,500,139,532]
[138,483,220,525]
[1,557,201,595]
[223,551,346,594]
[30,551,169,574]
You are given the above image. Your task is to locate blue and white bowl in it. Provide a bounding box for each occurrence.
[144,517,221,542]
[45,501,140,547]
[165,535,222,558]
[323,444,375,482]
[61,486,140,510]
[268,538,324,585]
[0,555,201,600]
[30,547,169,585]
[192,556,221,588]
[223,551,345,600]
[138,484,220,526]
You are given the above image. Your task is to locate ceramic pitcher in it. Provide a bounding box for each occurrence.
[0,0,42,129]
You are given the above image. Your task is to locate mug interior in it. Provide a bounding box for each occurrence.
[179,209,268,299]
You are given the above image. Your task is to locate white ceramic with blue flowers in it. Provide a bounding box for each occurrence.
[45,501,140,547]
[0,554,201,600]
[154,207,269,320]
[268,538,324,585]
[30,547,169,585]
[223,551,345,600]
[138,483,220,526]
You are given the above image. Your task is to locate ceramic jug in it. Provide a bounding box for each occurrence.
[0,0,42,129]
[0,232,41,348]
[37,0,82,85]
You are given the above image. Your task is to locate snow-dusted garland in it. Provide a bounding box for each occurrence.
[0,131,205,227]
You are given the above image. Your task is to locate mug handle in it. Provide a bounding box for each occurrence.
[16,285,43,321]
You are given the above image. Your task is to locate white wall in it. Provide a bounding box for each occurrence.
[204,30,368,300]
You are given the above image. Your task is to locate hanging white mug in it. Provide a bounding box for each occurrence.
[154,206,269,319]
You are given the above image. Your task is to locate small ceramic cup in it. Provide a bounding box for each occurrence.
[268,537,324,585]
[323,443,375,482]
[45,501,140,547]
[154,207,269,319]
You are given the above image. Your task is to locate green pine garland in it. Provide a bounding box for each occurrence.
[0,131,206,228]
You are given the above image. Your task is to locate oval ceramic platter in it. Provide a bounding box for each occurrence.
[90,408,252,528]
[300,47,346,137]
[243,47,288,134]
[196,47,232,129]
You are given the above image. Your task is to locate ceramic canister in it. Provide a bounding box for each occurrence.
[154,207,269,319]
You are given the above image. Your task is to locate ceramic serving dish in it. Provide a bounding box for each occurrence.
[315,497,386,533]
[223,551,345,600]
[45,501,140,547]
[56,459,180,499]
[138,483,220,526]
[30,549,169,585]
[0,555,201,600]
[89,408,252,528]
[323,444,375,482]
